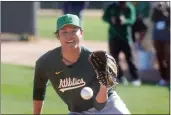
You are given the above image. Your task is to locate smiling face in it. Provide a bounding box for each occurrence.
[57,24,83,49]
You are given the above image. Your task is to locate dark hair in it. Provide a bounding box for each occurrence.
[54,31,58,35]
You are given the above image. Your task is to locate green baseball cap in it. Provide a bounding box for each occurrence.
[56,14,82,33]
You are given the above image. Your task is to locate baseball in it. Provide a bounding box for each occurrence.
[80,87,93,100]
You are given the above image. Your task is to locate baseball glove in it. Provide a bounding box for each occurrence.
[88,50,118,90]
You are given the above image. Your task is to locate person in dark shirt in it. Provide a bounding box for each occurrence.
[33,14,130,114]
[62,1,88,20]
[102,1,141,86]
[151,2,170,86]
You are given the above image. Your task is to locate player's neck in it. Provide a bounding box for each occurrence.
[61,46,81,65]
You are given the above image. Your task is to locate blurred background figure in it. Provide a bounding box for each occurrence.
[62,1,89,21]
[132,1,151,49]
[151,2,170,86]
[102,1,141,86]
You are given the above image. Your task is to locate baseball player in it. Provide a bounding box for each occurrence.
[33,14,130,114]
[102,2,141,86]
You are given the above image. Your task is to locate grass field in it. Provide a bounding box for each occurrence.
[38,15,108,41]
[1,63,169,114]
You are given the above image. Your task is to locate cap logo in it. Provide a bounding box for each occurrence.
[64,16,72,23]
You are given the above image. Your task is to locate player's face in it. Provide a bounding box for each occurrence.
[57,25,83,49]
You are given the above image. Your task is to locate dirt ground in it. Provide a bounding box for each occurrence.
[1,39,108,67]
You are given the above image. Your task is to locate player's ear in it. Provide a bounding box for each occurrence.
[56,32,60,40]
[80,29,84,37]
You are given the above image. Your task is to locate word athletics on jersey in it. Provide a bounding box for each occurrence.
[58,77,86,92]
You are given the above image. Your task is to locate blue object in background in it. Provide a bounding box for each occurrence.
[137,49,155,70]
